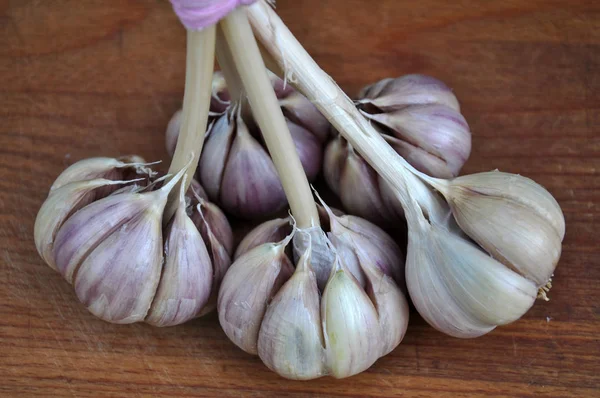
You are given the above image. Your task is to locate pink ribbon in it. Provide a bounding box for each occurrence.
[170,0,258,31]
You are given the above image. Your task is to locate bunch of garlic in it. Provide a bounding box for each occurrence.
[34,156,233,325]
[324,74,471,226]
[166,71,330,219]
[218,203,408,380]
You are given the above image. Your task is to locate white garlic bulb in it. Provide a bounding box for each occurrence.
[218,205,408,379]
[398,169,565,338]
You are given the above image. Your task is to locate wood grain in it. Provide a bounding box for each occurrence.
[1,0,599,396]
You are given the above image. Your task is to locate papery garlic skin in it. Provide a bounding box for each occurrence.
[431,171,565,287]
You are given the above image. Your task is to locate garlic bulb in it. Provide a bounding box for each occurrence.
[215,9,406,379]
[34,156,233,325]
[402,171,564,338]
[165,72,329,219]
[218,204,408,379]
[324,74,472,226]
[358,74,471,179]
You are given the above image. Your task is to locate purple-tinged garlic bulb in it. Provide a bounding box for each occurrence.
[324,74,472,226]
[218,203,408,380]
[34,156,232,326]
[166,71,329,219]
[358,74,471,179]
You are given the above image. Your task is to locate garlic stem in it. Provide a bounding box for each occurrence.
[247,1,427,222]
[166,27,216,221]
[215,26,245,105]
[219,8,319,229]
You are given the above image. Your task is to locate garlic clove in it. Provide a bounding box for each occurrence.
[406,221,538,338]
[357,78,393,103]
[35,179,131,270]
[198,113,236,201]
[218,240,294,354]
[323,135,346,196]
[73,202,165,324]
[321,258,381,378]
[145,182,213,327]
[166,109,183,158]
[219,115,286,219]
[448,171,565,240]
[384,134,461,180]
[288,120,323,181]
[189,178,209,201]
[433,171,564,286]
[195,198,234,256]
[193,199,233,317]
[279,91,330,142]
[376,175,406,221]
[326,207,406,290]
[337,145,396,225]
[292,226,336,291]
[358,251,409,356]
[234,217,293,259]
[257,243,326,380]
[367,104,471,179]
[53,193,155,284]
[358,74,461,112]
[327,233,366,288]
[50,155,150,192]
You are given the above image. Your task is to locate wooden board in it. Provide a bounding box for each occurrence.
[1,0,598,396]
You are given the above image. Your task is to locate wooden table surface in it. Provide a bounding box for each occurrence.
[1,0,599,396]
